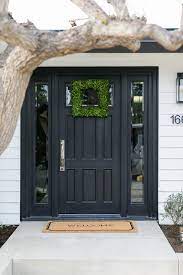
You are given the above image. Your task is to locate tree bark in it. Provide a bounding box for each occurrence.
[107,0,129,20]
[0,48,33,154]
[181,4,183,29]
[0,0,9,14]
[71,0,109,22]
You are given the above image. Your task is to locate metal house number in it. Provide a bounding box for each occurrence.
[170,115,183,125]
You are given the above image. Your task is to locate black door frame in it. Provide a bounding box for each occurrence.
[21,67,158,220]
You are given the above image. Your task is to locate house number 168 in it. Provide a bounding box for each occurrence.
[170,115,183,124]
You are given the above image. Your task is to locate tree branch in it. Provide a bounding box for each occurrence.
[141,24,183,51]
[181,3,183,30]
[0,0,9,14]
[107,0,129,20]
[0,16,39,51]
[70,0,109,22]
[0,0,39,51]
[95,38,140,52]
[33,19,183,65]
[0,47,33,154]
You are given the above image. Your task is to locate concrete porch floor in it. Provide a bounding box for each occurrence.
[0,221,179,275]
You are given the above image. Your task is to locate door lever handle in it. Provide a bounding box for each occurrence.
[60,140,65,172]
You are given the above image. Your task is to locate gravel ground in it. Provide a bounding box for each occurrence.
[161,225,183,253]
[0,225,17,248]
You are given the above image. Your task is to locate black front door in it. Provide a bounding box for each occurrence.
[21,67,158,220]
[57,74,121,214]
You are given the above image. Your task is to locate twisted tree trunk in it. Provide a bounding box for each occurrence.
[0,0,183,154]
[0,48,32,153]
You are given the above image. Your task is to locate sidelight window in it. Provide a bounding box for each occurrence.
[35,83,49,204]
[130,81,144,204]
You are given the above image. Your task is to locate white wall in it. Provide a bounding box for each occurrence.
[0,42,20,225]
[1,52,183,224]
[0,121,20,225]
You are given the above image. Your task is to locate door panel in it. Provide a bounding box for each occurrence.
[57,75,121,214]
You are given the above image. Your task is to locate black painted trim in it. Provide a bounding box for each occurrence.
[126,70,158,218]
[88,42,183,53]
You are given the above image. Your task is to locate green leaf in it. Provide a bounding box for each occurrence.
[71,79,110,118]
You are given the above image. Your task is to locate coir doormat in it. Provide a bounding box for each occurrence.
[43,220,136,233]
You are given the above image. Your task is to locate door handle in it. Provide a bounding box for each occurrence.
[60,140,65,172]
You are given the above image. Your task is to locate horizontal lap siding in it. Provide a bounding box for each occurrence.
[0,120,20,225]
[159,60,183,224]
[160,148,183,159]
[0,214,20,225]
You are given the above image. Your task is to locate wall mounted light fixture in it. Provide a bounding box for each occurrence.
[177,73,183,103]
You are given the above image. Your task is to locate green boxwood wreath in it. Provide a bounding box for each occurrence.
[71,79,110,117]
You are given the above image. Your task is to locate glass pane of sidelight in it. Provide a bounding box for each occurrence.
[131,81,144,204]
[66,83,72,106]
[109,83,114,106]
[35,83,49,204]
[65,82,114,106]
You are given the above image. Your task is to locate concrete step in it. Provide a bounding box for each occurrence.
[1,221,179,275]
[13,258,178,275]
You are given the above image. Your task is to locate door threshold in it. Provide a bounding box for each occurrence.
[58,214,123,220]
[57,214,156,221]
[22,214,157,221]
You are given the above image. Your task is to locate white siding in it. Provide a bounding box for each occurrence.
[0,121,20,225]
[1,52,183,224]
[0,40,20,224]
